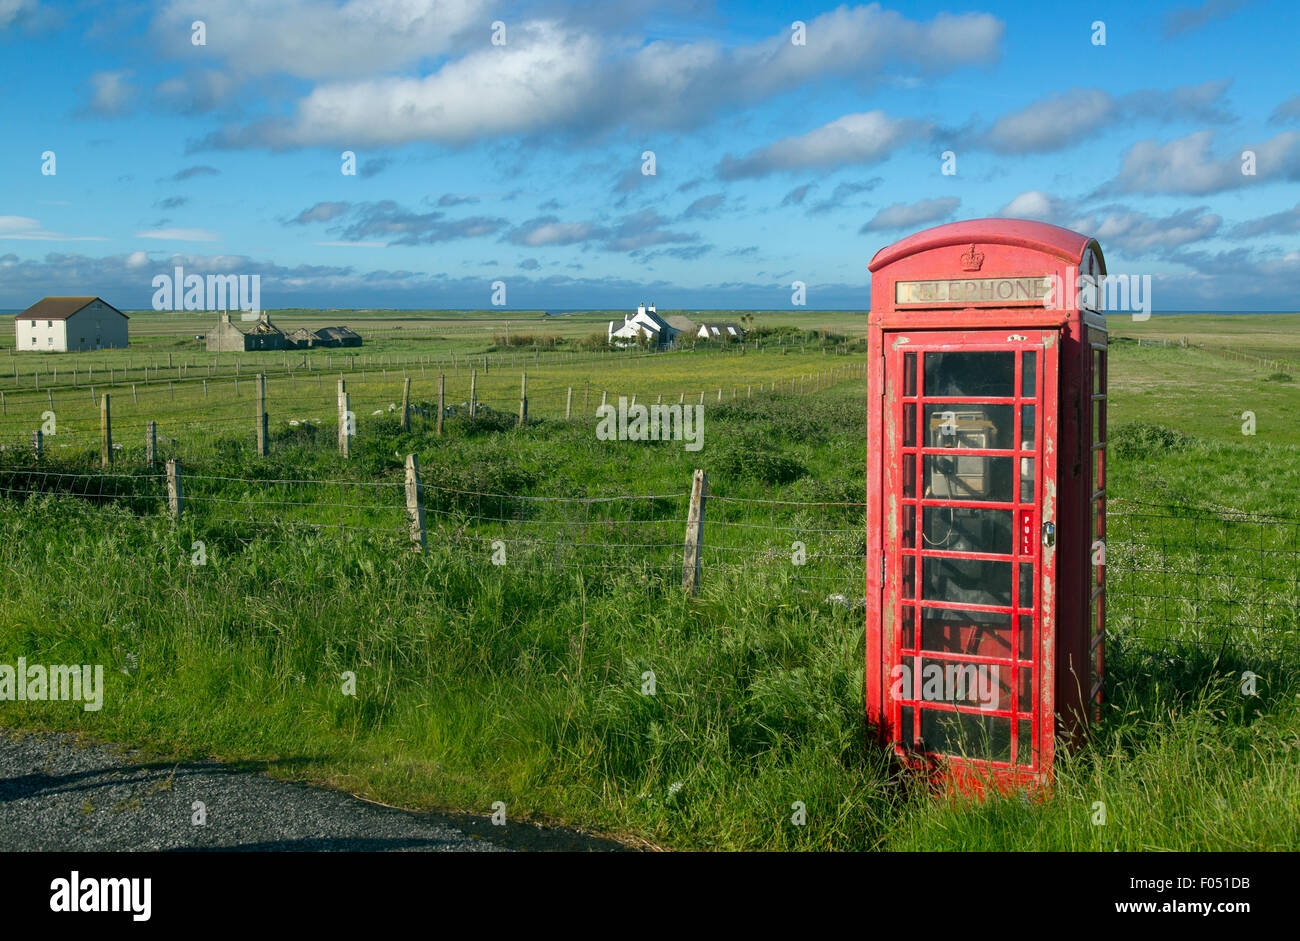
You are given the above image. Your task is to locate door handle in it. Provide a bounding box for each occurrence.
[1042,521,1056,547]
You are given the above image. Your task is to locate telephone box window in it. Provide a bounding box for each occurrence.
[924,351,1014,398]
[925,404,1013,449]
[924,454,1013,502]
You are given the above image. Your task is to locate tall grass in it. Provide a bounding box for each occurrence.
[2,344,1299,850]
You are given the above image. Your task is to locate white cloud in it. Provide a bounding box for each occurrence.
[81,70,136,117]
[718,111,932,179]
[0,0,38,30]
[1109,129,1300,194]
[997,191,1070,221]
[1072,206,1221,255]
[136,228,222,242]
[507,218,599,247]
[199,5,1003,149]
[982,81,1233,155]
[0,216,107,241]
[860,197,960,232]
[149,0,489,80]
[984,90,1114,154]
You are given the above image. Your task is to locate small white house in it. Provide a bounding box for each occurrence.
[696,322,744,341]
[608,301,681,349]
[15,297,129,352]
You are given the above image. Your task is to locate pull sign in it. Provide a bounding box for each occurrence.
[1019,509,1035,556]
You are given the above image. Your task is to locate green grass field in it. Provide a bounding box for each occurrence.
[1,310,1298,850]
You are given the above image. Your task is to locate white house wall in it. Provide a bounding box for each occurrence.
[15,317,64,351]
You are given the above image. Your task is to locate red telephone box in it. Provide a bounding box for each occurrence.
[865,218,1107,792]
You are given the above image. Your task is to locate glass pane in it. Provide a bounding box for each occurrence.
[919,658,1006,710]
[1016,719,1035,767]
[920,709,1012,763]
[1020,457,1035,503]
[1021,351,1037,397]
[923,557,1012,606]
[901,706,914,745]
[925,404,1013,449]
[924,352,1014,398]
[1019,614,1033,660]
[924,455,1013,502]
[901,604,916,649]
[903,402,917,447]
[923,506,1012,554]
[902,555,915,599]
[903,352,917,397]
[1018,667,1033,713]
[1018,562,1034,608]
[921,607,1013,657]
[901,503,917,549]
[902,453,916,498]
[1021,404,1036,449]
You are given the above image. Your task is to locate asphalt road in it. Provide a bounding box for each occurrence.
[0,729,626,852]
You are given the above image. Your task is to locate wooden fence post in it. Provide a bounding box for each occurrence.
[255,374,268,457]
[584,380,589,414]
[100,393,112,467]
[682,469,708,595]
[437,374,445,436]
[146,421,157,465]
[565,386,572,420]
[166,459,183,519]
[519,372,527,425]
[338,379,351,458]
[400,377,412,431]
[31,429,42,460]
[404,453,427,553]
[470,370,478,417]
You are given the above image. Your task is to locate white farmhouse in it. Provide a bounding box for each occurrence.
[14,297,129,352]
[608,302,680,349]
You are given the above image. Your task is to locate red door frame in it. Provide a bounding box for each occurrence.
[876,327,1059,791]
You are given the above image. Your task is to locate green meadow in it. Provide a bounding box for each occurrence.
[0,310,1298,850]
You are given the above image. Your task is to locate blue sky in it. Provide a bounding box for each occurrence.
[0,0,1297,311]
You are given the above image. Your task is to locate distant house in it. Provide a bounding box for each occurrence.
[313,326,362,348]
[284,325,363,349]
[15,297,129,352]
[206,312,287,352]
[696,322,744,342]
[608,302,681,349]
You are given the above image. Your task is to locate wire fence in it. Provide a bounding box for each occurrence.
[0,363,863,462]
[1105,499,1300,662]
[1,463,1296,663]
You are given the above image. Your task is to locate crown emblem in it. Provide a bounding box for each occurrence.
[960,244,984,270]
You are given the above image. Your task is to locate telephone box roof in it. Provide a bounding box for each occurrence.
[869,218,1099,272]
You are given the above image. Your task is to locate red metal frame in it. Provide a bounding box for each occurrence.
[865,219,1106,794]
